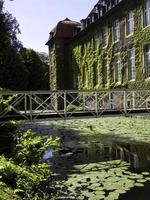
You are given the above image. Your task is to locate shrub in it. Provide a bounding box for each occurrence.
[0,120,19,156]
[0,124,60,200]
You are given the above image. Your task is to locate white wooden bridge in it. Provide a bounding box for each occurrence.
[0,89,150,121]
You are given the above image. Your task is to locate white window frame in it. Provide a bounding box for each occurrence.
[143,0,150,27]
[145,45,150,78]
[126,11,134,37]
[128,48,136,81]
[113,20,120,43]
[114,53,121,82]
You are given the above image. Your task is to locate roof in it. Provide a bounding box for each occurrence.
[46,18,80,45]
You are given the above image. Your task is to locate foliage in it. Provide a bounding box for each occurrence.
[66,104,82,112]
[14,129,60,165]
[0,120,19,156]
[0,155,52,200]
[0,2,29,90]
[0,2,49,91]
[0,122,59,200]
[0,181,21,200]
[19,48,49,90]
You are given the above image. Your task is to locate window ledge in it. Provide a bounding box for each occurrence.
[145,77,150,81]
[143,24,150,30]
[126,33,134,38]
[128,79,135,82]
[113,40,120,44]
[102,45,107,49]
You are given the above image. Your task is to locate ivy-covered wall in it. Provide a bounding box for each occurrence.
[67,0,150,90]
[49,39,66,90]
[49,44,57,91]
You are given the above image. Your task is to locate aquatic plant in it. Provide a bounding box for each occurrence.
[54,160,150,200]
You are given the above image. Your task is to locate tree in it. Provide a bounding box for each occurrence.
[0,1,28,90]
[20,49,49,90]
[0,1,49,91]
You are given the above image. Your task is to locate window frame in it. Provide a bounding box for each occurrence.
[128,48,136,81]
[102,27,108,48]
[143,0,150,28]
[126,11,134,37]
[112,20,120,43]
[144,45,150,79]
[102,58,108,86]
[113,53,121,82]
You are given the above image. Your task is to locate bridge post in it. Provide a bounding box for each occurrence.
[83,93,85,111]
[64,91,67,119]
[24,93,27,115]
[109,91,113,109]
[95,91,98,116]
[124,90,127,116]
[29,92,33,122]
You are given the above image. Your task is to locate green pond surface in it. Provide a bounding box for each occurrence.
[22,117,150,200]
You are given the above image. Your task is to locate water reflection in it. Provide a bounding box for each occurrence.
[50,139,150,172]
[43,148,53,160]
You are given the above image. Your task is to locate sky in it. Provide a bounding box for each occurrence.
[4,0,98,53]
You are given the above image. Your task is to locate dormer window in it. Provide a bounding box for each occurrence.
[81,19,86,30]
[111,0,116,7]
[49,32,54,39]
[106,1,111,11]
[86,18,90,26]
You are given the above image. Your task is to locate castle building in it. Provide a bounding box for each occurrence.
[46,0,150,91]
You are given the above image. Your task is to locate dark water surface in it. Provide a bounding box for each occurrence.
[46,134,150,200]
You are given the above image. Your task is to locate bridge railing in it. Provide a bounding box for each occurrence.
[0,89,150,121]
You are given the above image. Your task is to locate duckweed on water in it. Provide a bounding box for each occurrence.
[48,117,150,144]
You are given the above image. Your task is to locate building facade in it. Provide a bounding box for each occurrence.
[46,0,150,91]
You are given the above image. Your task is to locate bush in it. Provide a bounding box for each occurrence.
[0,124,60,200]
[66,105,82,112]
[0,120,19,156]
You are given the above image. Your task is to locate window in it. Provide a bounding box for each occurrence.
[103,58,108,85]
[83,64,88,87]
[93,63,99,86]
[93,33,99,50]
[145,45,150,78]
[102,27,108,47]
[113,20,120,42]
[114,54,121,82]
[143,0,150,27]
[126,11,134,36]
[128,48,135,80]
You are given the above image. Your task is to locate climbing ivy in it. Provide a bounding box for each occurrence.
[68,0,150,90]
[49,46,57,91]
[48,0,150,90]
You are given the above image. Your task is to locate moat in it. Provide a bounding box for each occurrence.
[22,117,150,200]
